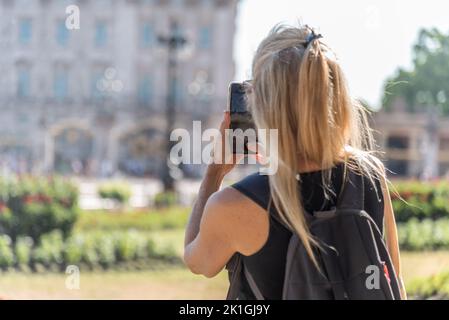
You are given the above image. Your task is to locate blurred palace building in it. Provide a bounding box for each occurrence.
[372,97,449,179]
[0,0,237,177]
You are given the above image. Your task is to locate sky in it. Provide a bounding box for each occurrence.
[234,0,449,109]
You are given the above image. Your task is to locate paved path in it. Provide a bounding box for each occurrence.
[76,178,202,210]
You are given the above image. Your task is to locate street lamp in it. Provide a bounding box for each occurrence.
[158,19,187,191]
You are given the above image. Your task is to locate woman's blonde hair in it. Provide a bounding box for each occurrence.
[249,24,384,267]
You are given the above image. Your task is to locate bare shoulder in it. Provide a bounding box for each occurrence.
[204,186,269,255]
[206,186,266,219]
[207,186,249,206]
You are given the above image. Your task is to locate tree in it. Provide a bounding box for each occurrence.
[383,28,449,114]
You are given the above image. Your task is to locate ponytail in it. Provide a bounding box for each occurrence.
[251,25,385,269]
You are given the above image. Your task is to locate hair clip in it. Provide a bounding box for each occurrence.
[305,31,323,47]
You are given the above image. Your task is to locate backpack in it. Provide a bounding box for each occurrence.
[226,170,402,300]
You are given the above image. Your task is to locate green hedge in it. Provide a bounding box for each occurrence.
[154,192,178,208]
[0,176,79,242]
[75,207,190,232]
[407,271,449,300]
[0,230,178,272]
[398,219,449,251]
[391,181,449,222]
[98,182,131,204]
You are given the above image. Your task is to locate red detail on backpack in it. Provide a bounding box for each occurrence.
[382,262,391,284]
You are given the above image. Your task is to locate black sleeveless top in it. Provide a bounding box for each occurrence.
[231,163,384,300]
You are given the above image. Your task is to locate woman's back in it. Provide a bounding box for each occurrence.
[183,24,406,299]
[232,163,384,299]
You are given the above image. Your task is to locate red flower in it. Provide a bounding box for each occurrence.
[23,195,34,204]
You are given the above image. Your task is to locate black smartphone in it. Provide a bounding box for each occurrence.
[228,82,257,154]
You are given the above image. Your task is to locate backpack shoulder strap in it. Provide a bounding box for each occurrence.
[243,264,265,300]
[225,253,243,300]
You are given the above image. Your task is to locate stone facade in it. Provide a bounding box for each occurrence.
[372,98,449,179]
[0,0,238,177]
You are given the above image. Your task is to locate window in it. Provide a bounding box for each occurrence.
[91,71,104,98]
[214,0,228,7]
[54,70,69,100]
[141,22,154,48]
[156,0,169,6]
[17,68,31,98]
[440,136,449,150]
[386,159,408,176]
[186,0,200,6]
[173,23,184,39]
[56,20,70,47]
[387,135,409,150]
[169,78,183,103]
[94,22,108,47]
[138,75,153,105]
[18,19,32,45]
[439,163,449,177]
[199,26,211,49]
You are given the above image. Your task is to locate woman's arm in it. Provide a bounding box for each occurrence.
[184,166,225,248]
[183,170,236,277]
[183,112,244,277]
[184,111,237,248]
[379,173,407,300]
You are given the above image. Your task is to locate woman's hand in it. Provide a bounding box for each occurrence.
[207,111,244,179]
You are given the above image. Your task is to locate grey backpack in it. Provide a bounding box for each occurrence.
[226,171,402,300]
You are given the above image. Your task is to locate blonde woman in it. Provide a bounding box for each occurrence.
[183,24,406,300]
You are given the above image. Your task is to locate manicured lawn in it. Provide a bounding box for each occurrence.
[401,251,449,281]
[0,248,447,299]
[0,268,228,300]
[1,215,448,299]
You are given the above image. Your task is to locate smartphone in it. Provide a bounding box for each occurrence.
[228,82,257,154]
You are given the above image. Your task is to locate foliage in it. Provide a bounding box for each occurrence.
[154,192,178,208]
[32,230,64,267]
[0,235,14,269]
[391,180,449,222]
[398,219,449,251]
[0,176,79,242]
[383,28,449,114]
[15,236,34,268]
[0,230,178,272]
[407,271,449,299]
[98,182,132,204]
[76,207,189,232]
